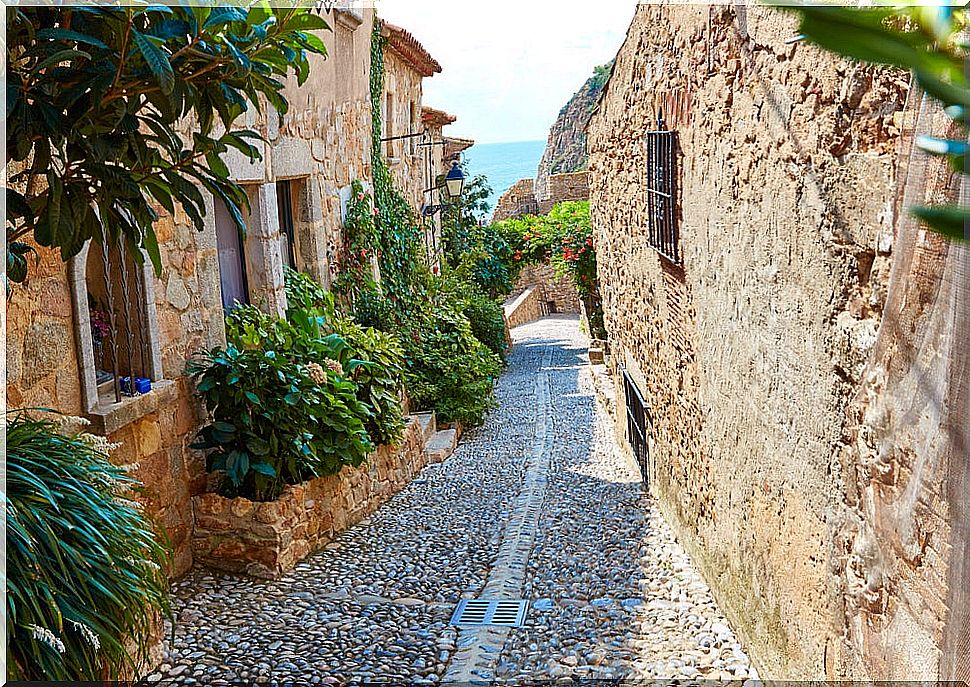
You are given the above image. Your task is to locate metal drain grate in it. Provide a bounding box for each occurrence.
[449,599,528,627]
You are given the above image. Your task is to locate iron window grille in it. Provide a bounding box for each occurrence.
[88,241,155,404]
[621,366,650,487]
[276,179,297,269]
[644,116,681,265]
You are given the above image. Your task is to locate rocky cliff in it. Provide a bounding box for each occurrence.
[534,61,612,203]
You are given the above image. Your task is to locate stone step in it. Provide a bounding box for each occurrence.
[424,428,458,463]
[412,412,437,444]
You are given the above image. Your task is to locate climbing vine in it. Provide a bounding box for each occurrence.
[331,180,379,301]
[367,20,429,320]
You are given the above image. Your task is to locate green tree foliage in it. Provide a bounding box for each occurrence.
[498,200,597,297]
[784,4,968,240]
[7,414,171,681]
[5,5,329,284]
[440,171,519,299]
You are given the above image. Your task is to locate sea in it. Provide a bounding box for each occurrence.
[463,140,546,218]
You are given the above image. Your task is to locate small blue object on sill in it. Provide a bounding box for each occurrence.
[121,376,152,396]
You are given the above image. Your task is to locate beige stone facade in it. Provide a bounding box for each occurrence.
[5,10,465,578]
[589,4,968,681]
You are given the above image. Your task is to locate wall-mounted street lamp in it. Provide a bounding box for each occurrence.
[422,161,465,217]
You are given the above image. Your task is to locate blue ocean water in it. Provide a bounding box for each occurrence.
[463,140,546,216]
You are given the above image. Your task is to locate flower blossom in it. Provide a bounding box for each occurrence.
[30,625,66,654]
[326,359,344,376]
[305,362,328,384]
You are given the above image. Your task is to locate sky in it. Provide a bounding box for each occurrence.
[377,0,639,145]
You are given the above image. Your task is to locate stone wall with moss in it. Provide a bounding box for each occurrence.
[590,4,962,680]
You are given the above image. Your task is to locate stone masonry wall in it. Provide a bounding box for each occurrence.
[5,11,378,578]
[537,171,590,214]
[192,417,427,578]
[588,4,960,680]
[383,49,426,214]
[513,264,580,314]
[492,178,539,222]
[503,286,544,330]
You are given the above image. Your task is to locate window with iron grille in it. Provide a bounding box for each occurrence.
[277,179,303,270]
[621,366,650,487]
[70,239,164,412]
[644,117,680,264]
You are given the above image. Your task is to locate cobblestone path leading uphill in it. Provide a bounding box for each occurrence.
[151,315,756,685]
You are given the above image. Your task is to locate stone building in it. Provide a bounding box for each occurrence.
[589,4,969,682]
[378,22,462,263]
[5,9,462,577]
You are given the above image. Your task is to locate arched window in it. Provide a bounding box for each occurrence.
[70,240,163,414]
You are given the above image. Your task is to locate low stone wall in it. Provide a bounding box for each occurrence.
[504,286,545,330]
[191,416,427,578]
[492,178,539,222]
[514,263,580,314]
[537,171,590,214]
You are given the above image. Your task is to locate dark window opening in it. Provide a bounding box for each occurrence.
[276,179,297,269]
[215,198,250,311]
[644,117,680,264]
[622,365,650,486]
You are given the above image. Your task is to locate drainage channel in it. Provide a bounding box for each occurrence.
[442,347,554,684]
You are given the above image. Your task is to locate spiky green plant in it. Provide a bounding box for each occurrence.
[6,413,171,681]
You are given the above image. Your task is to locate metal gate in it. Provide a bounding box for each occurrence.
[621,366,649,486]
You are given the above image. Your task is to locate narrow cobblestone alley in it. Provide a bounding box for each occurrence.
[155,316,754,685]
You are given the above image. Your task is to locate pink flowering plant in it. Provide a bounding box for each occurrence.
[332,179,381,302]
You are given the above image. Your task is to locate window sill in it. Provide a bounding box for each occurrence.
[87,379,178,435]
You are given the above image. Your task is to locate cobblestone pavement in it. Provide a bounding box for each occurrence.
[154,316,755,685]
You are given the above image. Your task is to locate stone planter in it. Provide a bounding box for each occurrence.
[191,416,426,579]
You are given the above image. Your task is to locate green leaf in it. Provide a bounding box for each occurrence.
[35,28,109,49]
[132,30,175,96]
[910,204,970,241]
[142,228,162,276]
[252,462,276,477]
[204,7,247,29]
[29,49,92,77]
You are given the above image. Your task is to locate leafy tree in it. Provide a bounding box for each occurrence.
[5,5,329,284]
[783,5,968,241]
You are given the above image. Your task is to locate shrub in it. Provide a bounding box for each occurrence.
[462,291,509,362]
[284,266,335,316]
[189,341,373,502]
[7,414,170,681]
[331,317,407,445]
[401,302,502,427]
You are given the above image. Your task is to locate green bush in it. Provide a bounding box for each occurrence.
[401,301,502,427]
[189,340,373,502]
[7,414,170,681]
[462,291,509,362]
[331,316,407,445]
[284,265,335,316]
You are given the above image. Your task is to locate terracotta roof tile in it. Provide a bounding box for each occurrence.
[380,21,442,77]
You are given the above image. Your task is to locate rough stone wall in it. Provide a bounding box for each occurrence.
[192,416,427,578]
[382,49,426,214]
[4,12,379,577]
[513,264,580,314]
[588,4,959,680]
[503,286,545,330]
[492,178,539,222]
[537,171,590,214]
